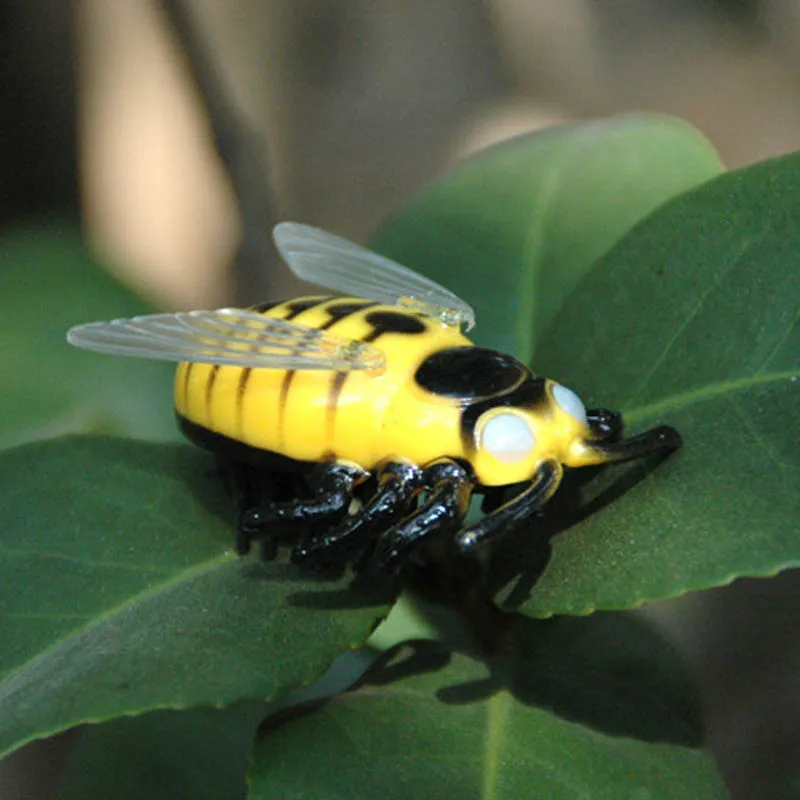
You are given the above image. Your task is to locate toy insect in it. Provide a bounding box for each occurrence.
[67,223,681,573]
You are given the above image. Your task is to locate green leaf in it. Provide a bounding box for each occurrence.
[249,613,727,799]
[371,113,722,363]
[59,703,266,800]
[0,437,391,758]
[519,153,800,616]
[0,223,177,449]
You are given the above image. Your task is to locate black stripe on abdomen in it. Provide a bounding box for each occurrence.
[204,364,221,422]
[278,299,378,451]
[323,308,427,448]
[236,297,334,435]
[182,362,194,412]
[250,300,280,313]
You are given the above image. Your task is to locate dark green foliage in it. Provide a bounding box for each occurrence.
[0,437,390,757]
[0,224,177,449]
[250,620,726,800]
[4,115,795,796]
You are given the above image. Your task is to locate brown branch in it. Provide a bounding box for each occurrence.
[157,0,277,303]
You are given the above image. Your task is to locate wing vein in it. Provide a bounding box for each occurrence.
[273,222,476,330]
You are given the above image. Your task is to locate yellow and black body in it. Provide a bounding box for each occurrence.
[174,295,616,488]
[67,223,681,574]
[175,296,475,477]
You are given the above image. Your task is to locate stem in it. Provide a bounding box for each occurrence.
[157,0,277,303]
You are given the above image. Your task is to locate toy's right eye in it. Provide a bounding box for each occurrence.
[480,413,536,463]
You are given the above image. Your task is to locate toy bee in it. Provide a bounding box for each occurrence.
[67,223,681,573]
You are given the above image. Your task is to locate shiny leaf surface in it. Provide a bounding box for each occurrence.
[0,437,390,757]
[371,114,722,362]
[372,119,796,616]
[0,224,176,449]
[519,153,800,615]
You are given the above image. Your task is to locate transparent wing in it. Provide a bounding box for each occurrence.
[66,308,386,372]
[273,222,476,331]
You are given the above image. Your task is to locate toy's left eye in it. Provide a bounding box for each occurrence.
[480,413,535,463]
[552,383,587,425]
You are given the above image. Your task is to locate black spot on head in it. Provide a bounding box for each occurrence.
[363,311,427,342]
[415,347,529,400]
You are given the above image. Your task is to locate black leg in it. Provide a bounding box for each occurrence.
[369,459,474,574]
[481,486,510,514]
[455,459,563,555]
[239,461,366,559]
[218,459,260,556]
[585,425,681,464]
[292,460,423,571]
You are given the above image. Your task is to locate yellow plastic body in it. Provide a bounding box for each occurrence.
[175,296,597,487]
[176,298,468,463]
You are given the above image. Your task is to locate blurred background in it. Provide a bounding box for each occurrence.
[0,1,798,797]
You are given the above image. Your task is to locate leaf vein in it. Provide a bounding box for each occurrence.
[756,301,800,374]
[1,612,93,621]
[728,396,795,474]
[0,554,234,692]
[623,229,768,408]
[626,369,798,422]
[0,544,174,575]
[483,692,508,800]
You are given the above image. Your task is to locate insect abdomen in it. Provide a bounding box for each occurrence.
[174,296,472,468]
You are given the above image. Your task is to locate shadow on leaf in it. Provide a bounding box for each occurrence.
[488,452,676,609]
[354,611,703,748]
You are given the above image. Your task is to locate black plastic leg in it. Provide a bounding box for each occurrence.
[217,459,260,555]
[369,460,474,574]
[238,461,366,560]
[455,459,563,555]
[293,460,423,571]
[586,425,681,464]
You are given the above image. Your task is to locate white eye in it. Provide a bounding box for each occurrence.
[552,383,587,424]
[480,413,535,463]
